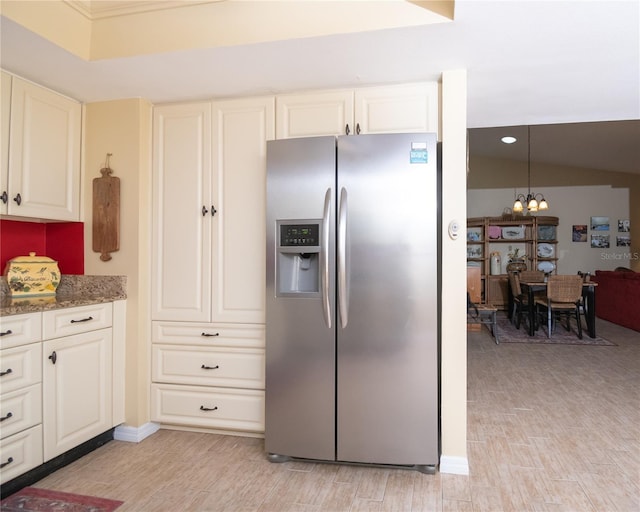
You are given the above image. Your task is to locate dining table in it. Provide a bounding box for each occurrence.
[520,280,598,338]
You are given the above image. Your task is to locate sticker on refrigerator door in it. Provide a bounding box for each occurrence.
[410,142,428,164]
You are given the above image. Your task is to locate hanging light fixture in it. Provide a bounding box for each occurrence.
[513,126,549,213]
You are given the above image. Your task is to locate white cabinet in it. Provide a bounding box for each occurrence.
[0,314,42,484]
[152,102,212,322]
[5,75,81,221]
[1,71,11,215]
[151,97,273,434]
[151,322,265,432]
[152,97,274,323]
[42,328,112,460]
[276,82,439,139]
[0,301,125,484]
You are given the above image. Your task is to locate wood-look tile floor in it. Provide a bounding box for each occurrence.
[32,318,639,511]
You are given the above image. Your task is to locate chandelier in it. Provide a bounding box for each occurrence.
[513,126,549,213]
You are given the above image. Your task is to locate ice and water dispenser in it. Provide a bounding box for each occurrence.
[276,221,321,296]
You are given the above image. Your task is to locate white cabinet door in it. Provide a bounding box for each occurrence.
[276,90,354,139]
[8,77,81,221]
[275,83,439,139]
[211,97,274,324]
[42,329,112,461]
[0,71,11,215]
[152,102,212,322]
[355,83,439,135]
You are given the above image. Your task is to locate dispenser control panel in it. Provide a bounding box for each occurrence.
[280,223,319,247]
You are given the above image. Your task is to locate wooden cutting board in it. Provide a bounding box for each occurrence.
[92,160,120,262]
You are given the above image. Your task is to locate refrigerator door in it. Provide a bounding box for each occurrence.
[265,136,337,461]
[336,133,438,465]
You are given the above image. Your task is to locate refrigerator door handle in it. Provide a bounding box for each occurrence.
[338,187,349,328]
[321,188,332,329]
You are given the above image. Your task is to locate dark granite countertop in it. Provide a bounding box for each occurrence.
[0,275,127,316]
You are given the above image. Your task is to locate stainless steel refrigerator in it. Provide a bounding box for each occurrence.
[265,133,439,472]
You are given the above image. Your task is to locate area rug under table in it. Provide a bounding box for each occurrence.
[495,314,616,346]
[1,487,123,512]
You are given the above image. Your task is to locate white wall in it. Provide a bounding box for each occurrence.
[468,185,633,274]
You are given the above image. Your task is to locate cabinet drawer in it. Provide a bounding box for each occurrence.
[152,322,264,348]
[43,303,112,339]
[0,313,42,350]
[151,383,264,433]
[0,343,42,394]
[0,383,42,439]
[0,424,43,485]
[152,346,264,389]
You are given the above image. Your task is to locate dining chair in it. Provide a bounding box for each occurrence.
[535,275,583,339]
[507,271,533,330]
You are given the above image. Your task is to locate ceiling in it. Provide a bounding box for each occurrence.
[1,1,639,174]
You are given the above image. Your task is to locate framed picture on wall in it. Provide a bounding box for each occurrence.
[590,216,610,231]
[617,235,631,247]
[572,225,587,242]
[591,234,610,248]
[618,219,630,232]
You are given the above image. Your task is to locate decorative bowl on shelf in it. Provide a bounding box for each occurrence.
[538,225,557,240]
[537,243,555,258]
[488,225,502,239]
[502,226,525,239]
[538,261,556,273]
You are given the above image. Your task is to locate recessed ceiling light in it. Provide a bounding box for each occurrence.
[501,136,517,144]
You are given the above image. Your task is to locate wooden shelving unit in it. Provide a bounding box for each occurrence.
[467,216,559,308]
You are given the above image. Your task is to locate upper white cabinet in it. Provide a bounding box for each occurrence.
[152,97,274,323]
[6,76,81,221]
[276,83,438,139]
[1,71,11,215]
[276,89,354,139]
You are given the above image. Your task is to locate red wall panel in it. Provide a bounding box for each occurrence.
[0,220,84,274]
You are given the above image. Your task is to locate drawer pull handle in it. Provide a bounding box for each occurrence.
[0,368,12,377]
[70,316,94,324]
[0,412,13,422]
[201,332,219,337]
[201,364,219,370]
[199,405,218,412]
[0,329,13,336]
[0,457,14,469]
[49,351,57,364]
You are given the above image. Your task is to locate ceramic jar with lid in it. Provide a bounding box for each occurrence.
[4,252,60,297]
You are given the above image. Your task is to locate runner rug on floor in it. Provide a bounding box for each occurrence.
[1,487,123,512]
[496,314,616,346]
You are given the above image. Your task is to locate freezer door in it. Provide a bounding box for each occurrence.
[265,136,337,461]
[336,133,439,466]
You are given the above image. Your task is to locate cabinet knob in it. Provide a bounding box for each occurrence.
[49,351,57,364]
[356,123,361,135]
[202,205,209,216]
[345,124,350,135]
[0,191,7,204]
[211,204,217,217]
[13,193,21,206]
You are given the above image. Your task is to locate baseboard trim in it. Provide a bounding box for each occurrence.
[113,422,160,443]
[439,455,469,475]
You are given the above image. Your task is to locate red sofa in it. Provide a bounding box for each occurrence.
[591,270,640,332]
